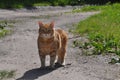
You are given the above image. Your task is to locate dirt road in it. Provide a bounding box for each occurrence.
[0,6,120,80]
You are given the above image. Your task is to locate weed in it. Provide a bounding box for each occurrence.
[0,20,15,38]
[109,58,120,64]
[73,40,82,48]
[0,29,10,38]
[0,70,15,80]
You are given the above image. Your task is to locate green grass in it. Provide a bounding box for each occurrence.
[0,70,15,80]
[12,2,51,8]
[0,0,70,9]
[74,3,120,56]
[0,20,15,38]
[0,1,51,9]
[72,4,111,12]
[0,0,119,9]
[33,2,51,6]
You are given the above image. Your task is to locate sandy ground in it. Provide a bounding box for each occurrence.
[0,6,120,80]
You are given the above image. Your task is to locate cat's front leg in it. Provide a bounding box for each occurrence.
[50,53,56,69]
[39,55,46,69]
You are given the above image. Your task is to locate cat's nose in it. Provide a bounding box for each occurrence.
[45,34,49,36]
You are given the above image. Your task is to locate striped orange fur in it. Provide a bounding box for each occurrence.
[37,21,68,69]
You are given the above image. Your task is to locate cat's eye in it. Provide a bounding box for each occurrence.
[40,28,46,32]
[40,28,52,33]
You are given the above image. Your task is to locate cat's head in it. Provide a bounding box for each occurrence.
[38,21,54,38]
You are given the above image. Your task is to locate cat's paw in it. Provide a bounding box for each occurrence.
[47,66,55,70]
[39,67,46,70]
[55,62,64,68]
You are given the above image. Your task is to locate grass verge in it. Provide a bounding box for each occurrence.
[73,3,120,56]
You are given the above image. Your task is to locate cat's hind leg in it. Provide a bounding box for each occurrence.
[56,48,66,67]
[56,34,67,67]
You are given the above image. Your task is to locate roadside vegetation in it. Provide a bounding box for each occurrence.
[0,70,15,80]
[0,20,15,38]
[0,0,119,9]
[73,3,120,63]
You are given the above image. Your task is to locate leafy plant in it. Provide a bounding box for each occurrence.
[109,58,120,64]
[0,29,10,38]
[88,33,120,55]
[0,70,15,80]
[0,20,14,38]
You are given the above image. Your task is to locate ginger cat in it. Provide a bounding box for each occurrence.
[37,21,68,69]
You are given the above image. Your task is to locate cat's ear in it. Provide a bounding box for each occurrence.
[38,21,43,27]
[50,21,54,28]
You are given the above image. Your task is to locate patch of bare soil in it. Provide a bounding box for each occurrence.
[0,7,120,80]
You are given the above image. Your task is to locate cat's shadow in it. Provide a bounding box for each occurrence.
[16,66,60,80]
